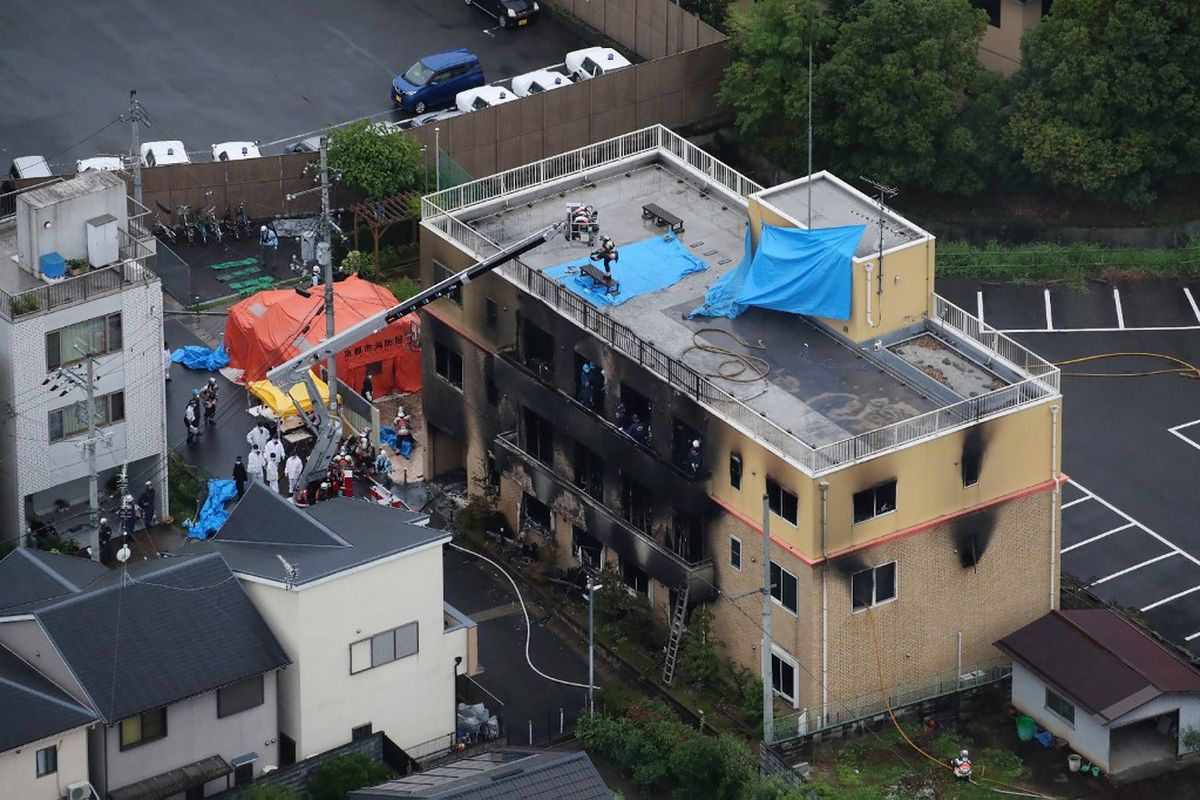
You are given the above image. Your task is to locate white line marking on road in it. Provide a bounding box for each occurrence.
[1061,496,1093,510]
[998,325,1200,334]
[977,291,985,328]
[1187,630,1200,642]
[1186,288,1200,324]
[1113,287,1125,329]
[1143,585,1200,613]
[1067,479,1200,571]
[1169,421,1200,453]
[1043,288,1053,331]
[1061,522,1136,553]
[1090,552,1178,586]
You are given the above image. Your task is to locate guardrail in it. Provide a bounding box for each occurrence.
[769,659,1012,745]
[421,128,1058,475]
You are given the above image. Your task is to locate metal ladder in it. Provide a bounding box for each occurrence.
[661,582,691,686]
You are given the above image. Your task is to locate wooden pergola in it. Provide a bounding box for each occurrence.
[350,191,420,277]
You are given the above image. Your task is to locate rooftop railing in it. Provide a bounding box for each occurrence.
[0,228,156,321]
[421,127,1059,475]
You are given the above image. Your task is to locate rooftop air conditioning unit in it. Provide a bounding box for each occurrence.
[959,669,986,687]
[67,780,96,800]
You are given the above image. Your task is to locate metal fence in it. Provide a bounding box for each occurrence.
[769,659,1012,745]
[420,126,1060,476]
[0,238,155,321]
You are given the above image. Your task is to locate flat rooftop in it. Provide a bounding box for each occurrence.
[465,164,944,447]
[0,221,47,295]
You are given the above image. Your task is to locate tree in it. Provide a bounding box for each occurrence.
[1005,0,1200,205]
[679,605,720,692]
[327,119,424,200]
[239,785,300,800]
[717,0,834,166]
[307,753,392,800]
[817,0,1002,194]
[681,0,732,32]
[667,732,753,800]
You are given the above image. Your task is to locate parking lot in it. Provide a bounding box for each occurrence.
[940,277,1200,656]
[0,0,590,168]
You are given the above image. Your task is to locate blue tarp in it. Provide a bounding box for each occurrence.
[689,223,866,320]
[171,343,230,372]
[544,234,709,307]
[186,478,238,540]
[379,425,399,452]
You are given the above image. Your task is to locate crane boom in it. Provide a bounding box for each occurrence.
[269,222,562,492]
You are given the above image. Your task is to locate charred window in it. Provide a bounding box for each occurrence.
[433,260,462,305]
[622,561,649,597]
[522,493,552,532]
[485,296,499,327]
[523,408,554,465]
[852,480,897,523]
[672,418,704,474]
[520,320,555,381]
[433,340,462,388]
[766,478,798,525]
[614,384,652,444]
[574,353,605,414]
[729,453,743,491]
[851,562,897,611]
[573,442,605,501]
[621,477,653,534]
[670,512,704,564]
[572,526,604,569]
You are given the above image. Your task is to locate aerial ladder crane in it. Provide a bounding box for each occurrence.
[266,222,563,492]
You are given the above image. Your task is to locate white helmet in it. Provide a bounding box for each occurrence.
[260,225,267,232]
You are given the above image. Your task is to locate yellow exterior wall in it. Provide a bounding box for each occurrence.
[979,0,1045,76]
[819,240,936,343]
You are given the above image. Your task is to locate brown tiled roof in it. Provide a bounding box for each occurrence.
[996,610,1200,722]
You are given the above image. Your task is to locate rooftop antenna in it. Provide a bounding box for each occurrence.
[859,176,897,299]
[277,555,299,590]
[806,3,814,230]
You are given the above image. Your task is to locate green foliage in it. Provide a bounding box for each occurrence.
[936,240,1200,282]
[729,665,764,720]
[1006,0,1200,206]
[328,119,424,200]
[307,753,391,800]
[9,293,40,316]
[596,680,644,716]
[1183,726,1200,752]
[385,276,423,304]
[456,493,501,537]
[679,605,721,693]
[339,250,374,275]
[667,731,753,800]
[238,785,300,800]
[594,566,660,651]
[168,454,204,524]
[681,0,732,32]
[740,775,808,800]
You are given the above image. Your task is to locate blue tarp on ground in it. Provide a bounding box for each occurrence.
[688,223,866,320]
[543,234,709,307]
[186,478,238,539]
[172,343,230,372]
[379,426,399,452]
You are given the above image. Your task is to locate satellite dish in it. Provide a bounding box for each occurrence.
[116,544,131,564]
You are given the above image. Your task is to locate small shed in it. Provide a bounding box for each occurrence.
[997,609,1200,781]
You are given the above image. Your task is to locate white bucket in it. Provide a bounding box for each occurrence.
[1068,754,1082,773]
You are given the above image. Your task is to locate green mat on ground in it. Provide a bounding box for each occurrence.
[230,277,277,296]
[210,257,259,271]
[215,266,263,282]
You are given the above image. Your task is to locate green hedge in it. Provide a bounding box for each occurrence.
[937,241,1200,281]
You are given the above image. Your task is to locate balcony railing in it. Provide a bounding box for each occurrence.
[422,126,1060,476]
[0,228,155,321]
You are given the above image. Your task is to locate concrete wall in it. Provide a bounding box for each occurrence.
[549,0,726,60]
[239,540,458,758]
[103,671,279,796]
[16,176,126,272]
[1011,662,1111,770]
[978,0,1044,76]
[1112,693,1200,758]
[0,726,90,800]
[0,275,168,536]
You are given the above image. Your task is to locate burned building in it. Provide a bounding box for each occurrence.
[417,125,1062,731]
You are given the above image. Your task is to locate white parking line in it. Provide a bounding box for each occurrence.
[1061,522,1136,553]
[1168,419,1200,453]
[999,325,1200,334]
[1187,630,1200,643]
[1061,495,1093,510]
[1143,585,1200,613]
[1113,287,1125,328]
[1067,478,1200,571]
[1186,288,1200,324]
[977,291,985,328]
[1090,552,1178,587]
[1043,288,1053,331]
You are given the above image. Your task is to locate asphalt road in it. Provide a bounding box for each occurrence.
[938,277,1200,655]
[0,0,589,168]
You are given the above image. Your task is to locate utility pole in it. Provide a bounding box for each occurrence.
[128,90,150,208]
[761,494,774,744]
[319,135,337,412]
[806,5,814,230]
[587,573,603,717]
[859,176,897,297]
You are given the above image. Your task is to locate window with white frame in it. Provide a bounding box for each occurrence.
[770,561,798,614]
[730,536,742,571]
[853,480,897,523]
[48,390,125,443]
[770,650,797,705]
[35,745,56,778]
[350,622,419,674]
[46,313,123,370]
[851,562,897,611]
[1045,687,1075,725]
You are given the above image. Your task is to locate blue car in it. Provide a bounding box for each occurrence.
[392,49,485,114]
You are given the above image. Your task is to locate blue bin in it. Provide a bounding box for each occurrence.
[39,251,66,279]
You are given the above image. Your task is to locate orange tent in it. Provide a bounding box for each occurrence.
[224,274,421,397]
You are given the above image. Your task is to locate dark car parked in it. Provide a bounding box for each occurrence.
[466,0,540,28]
[392,49,486,114]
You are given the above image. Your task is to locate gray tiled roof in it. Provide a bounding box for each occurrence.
[0,548,107,611]
[1,552,289,724]
[349,749,612,799]
[195,482,447,586]
[0,646,95,752]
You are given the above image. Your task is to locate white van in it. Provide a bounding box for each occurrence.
[512,68,570,97]
[211,141,262,162]
[76,156,124,173]
[565,47,631,82]
[140,141,191,167]
[455,85,517,114]
[9,155,52,180]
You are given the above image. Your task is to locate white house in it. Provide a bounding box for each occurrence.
[0,171,167,553]
[997,609,1200,781]
[194,484,479,762]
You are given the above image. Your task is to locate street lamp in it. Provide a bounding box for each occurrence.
[586,576,604,716]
